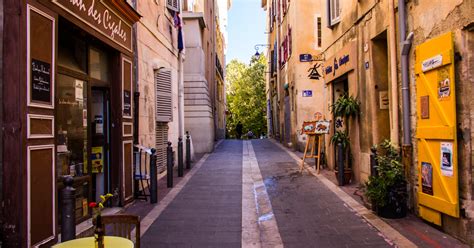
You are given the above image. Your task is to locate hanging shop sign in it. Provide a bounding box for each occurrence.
[323,41,356,83]
[52,0,133,51]
[307,63,322,80]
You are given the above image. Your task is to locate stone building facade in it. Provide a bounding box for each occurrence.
[264,0,474,244]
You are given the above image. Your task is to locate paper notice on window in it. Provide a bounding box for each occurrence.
[75,80,83,101]
[440,142,453,177]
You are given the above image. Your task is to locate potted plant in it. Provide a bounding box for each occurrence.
[365,140,407,218]
[330,130,351,184]
[330,94,360,184]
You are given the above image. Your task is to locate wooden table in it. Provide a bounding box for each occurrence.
[53,236,134,248]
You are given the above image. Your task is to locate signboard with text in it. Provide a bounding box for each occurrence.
[52,0,132,51]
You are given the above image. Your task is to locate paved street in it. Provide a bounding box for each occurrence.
[140,139,392,247]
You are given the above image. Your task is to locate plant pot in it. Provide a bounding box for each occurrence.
[375,181,407,219]
[335,169,352,185]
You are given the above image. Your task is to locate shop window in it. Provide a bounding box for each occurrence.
[89,47,109,82]
[328,0,341,26]
[167,0,180,12]
[55,73,92,223]
[57,29,87,73]
[155,68,173,122]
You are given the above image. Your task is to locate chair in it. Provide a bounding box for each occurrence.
[100,214,141,248]
[134,145,152,201]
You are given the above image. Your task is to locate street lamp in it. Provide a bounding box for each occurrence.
[254,44,270,57]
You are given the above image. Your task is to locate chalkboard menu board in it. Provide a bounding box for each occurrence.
[123,90,131,117]
[31,59,51,103]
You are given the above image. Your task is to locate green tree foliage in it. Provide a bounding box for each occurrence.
[226,56,267,138]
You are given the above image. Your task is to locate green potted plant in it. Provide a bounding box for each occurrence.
[330,94,360,184]
[330,130,351,184]
[365,140,407,218]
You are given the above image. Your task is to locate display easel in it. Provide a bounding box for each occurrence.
[300,134,322,174]
[300,112,328,174]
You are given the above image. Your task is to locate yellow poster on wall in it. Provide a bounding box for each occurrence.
[415,32,458,226]
[91,146,104,173]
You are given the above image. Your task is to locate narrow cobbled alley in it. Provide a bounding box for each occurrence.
[140,140,391,247]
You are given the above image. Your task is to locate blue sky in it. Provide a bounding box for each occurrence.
[227,0,267,64]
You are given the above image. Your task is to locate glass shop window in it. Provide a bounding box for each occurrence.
[56,74,88,178]
[89,47,109,82]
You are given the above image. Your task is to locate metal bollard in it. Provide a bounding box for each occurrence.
[186,132,191,169]
[178,137,184,177]
[337,143,345,186]
[150,148,158,204]
[370,146,378,177]
[167,142,173,188]
[61,176,76,242]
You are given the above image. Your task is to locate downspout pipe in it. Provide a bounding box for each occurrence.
[178,3,185,140]
[399,0,414,145]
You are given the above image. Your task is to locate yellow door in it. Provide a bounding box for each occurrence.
[415,32,459,225]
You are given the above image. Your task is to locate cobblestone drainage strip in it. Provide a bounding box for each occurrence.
[242,141,283,248]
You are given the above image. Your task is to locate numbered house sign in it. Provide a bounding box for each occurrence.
[415,32,459,225]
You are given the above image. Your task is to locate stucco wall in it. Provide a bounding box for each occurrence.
[136,1,179,150]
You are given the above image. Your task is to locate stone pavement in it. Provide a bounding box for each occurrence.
[137,139,407,247]
[141,140,243,247]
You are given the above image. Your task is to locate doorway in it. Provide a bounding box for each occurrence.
[91,88,111,202]
[371,31,390,143]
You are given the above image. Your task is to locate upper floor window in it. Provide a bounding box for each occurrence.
[315,15,322,49]
[167,0,180,12]
[328,0,341,26]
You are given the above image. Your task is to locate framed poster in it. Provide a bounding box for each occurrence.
[421,162,433,195]
[440,142,453,177]
[315,120,330,134]
[302,121,316,134]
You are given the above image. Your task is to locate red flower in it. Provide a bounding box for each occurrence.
[89,202,97,208]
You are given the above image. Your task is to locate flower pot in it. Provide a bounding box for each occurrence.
[375,181,407,219]
[335,169,352,185]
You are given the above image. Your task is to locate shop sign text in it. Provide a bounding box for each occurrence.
[325,54,350,76]
[53,0,132,51]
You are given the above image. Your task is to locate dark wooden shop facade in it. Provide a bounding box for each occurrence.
[1,0,140,247]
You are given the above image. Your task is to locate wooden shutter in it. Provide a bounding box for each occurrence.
[415,32,459,225]
[155,69,173,122]
[167,0,179,12]
[155,122,169,173]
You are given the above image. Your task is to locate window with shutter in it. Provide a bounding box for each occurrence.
[167,0,180,12]
[329,0,341,26]
[155,69,173,122]
[155,122,169,173]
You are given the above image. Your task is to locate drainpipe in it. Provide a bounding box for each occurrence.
[389,0,399,146]
[276,0,281,139]
[178,4,184,140]
[399,0,414,207]
[399,0,414,146]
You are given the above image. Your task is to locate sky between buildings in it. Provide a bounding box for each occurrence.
[227,0,267,65]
